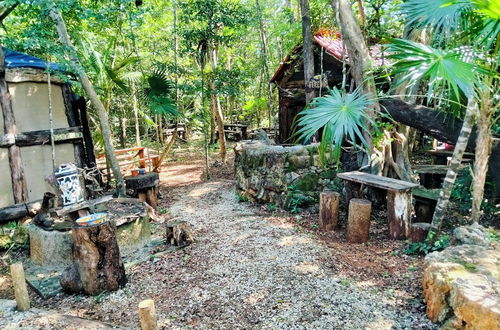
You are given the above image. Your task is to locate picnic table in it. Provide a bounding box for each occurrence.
[216,123,248,141]
[337,171,419,239]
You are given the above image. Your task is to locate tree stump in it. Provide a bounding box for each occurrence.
[125,173,159,208]
[60,220,127,295]
[411,223,433,243]
[166,221,193,247]
[347,199,372,243]
[319,191,340,231]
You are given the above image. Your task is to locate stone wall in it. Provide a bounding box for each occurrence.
[234,141,343,210]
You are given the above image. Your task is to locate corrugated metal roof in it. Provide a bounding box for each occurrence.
[270,35,388,83]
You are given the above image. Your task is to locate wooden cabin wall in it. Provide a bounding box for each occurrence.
[0,70,88,209]
[278,90,305,144]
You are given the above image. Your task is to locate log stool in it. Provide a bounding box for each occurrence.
[125,172,160,208]
[319,191,340,231]
[347,198,372,243]
[60,216,127,295]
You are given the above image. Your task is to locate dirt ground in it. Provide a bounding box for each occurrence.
[0,145,435,329]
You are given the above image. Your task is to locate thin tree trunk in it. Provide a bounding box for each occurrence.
[49,7,125,196]
[132,81,141,146]
[356,0,366,26]
[430,98,477,235]
[209,47,226,162]
[471,94,493,222]
[153,126,177,172]
[300,0,315,105]
[256,0,275,128]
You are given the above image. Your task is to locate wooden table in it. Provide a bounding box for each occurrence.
[337,171,419,239]
[216,124,248,141]
[125,172,160,208]
[427,149,474,165]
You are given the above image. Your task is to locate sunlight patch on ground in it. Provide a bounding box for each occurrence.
[364,317,395,329]
[187,184,218,197]
[245,289,269,305]
[278,235,312,247]
[295,261,320,274]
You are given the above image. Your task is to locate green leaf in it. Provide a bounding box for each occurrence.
[295,87,376,165]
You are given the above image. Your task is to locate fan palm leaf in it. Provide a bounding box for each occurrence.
[296,87,376,165]
[140,66,179,117]
[387,38,486,100]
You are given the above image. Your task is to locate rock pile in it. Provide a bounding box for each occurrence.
[234,141,343,210]
[423,224,499,328]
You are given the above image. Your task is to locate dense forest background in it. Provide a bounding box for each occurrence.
[0,0,404,148]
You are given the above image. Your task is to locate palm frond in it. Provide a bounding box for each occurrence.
[140,65,179,117]
[402,0,473,36]
[295,87,376,165]
[387,38,485,99]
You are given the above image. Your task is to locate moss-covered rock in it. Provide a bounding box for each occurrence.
[293,173,319,191]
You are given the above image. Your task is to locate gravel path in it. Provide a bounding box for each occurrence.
[155,180,434,329]
[1,175,434,329]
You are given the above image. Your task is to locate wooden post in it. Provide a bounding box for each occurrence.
[138,299,157,330]
[0,47,28,204]
[347,199,371,243]
[138,147,146,168]
[319,191,340,231]
[387,190,412,239]
[10,263,30,311]
[344,181,362,207]
[60,220,127,295]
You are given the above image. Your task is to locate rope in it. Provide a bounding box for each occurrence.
[47,67,56,170]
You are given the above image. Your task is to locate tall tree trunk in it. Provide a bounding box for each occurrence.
[209,47,226,162]
[49,7,125,196]
[255,0,275,128]
[300,0,315,105]
[120,105,127,149]
[471,92,493,222]
[331,0,380,170]
[430,98,477,235]
[153,126,177,172]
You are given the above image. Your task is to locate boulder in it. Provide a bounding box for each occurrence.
[453,223,491,246]
[423,243,500,328]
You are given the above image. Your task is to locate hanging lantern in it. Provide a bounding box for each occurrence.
[55,163,84,206]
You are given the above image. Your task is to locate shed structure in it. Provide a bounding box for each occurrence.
[270,34,387,144]
[0,49,96,215]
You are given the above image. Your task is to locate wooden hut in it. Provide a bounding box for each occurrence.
[270,34,387,144]
[0,49,96,219]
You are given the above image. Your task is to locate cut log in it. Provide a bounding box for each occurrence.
[0,200,42,223]
[60,220,127,295]
[387,191,412,239]
[381,98,500,198]
[10,262,30,311]
[138,299,157,330]
[411,222,433,243]
[166,221,193,248]
[319,191,340,231]
[347,199,372,243]
[125,173,159,209]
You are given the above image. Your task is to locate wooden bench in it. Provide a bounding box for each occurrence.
[337,171,419,239]
[96,147,160,181]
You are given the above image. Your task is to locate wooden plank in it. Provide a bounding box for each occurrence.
[427,149,474,158]
[55,194,113,216]
[0,127,83,147]
[337,171,419,192]
[413,188,441,201]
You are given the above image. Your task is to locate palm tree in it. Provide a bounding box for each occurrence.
[391,0,499,229]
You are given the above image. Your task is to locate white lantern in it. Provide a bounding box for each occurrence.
[55,163,84,206]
